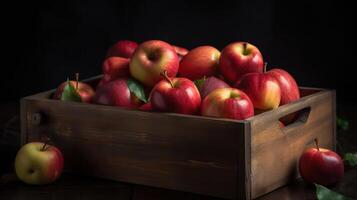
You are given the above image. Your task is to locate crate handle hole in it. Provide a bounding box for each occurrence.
[279,107,311,128]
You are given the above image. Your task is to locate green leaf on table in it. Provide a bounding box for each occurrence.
[344,153,357,166]
[194,76,206,91]
[337,117,349,131]
[60,79,82,102]
[315,184,352,200]
[127,78,147,103]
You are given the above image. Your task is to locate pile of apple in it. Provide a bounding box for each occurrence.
[14,39,345,187]
[53,39,301,121]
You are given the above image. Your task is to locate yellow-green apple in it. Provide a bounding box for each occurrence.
[102,57,130,83]
[299,139,344,186]
[195,76,229,99]
[53,79,95,103]
[235,71,281,111]
[178,46,220,80]
[14,142,63,185]
[130,40,179,87]
[94,79,145,109]
[201,88,254,120]
[219,42,264,83]
[106,40,138,58]
[150,71,201,114]
[266,68,300,105]
[172,45,189,61]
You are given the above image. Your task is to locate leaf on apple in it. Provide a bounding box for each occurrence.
[315,184,352,200]
[60,79,82,102]
[194,77,206,91]
[337,117,349,131]
[127,78,147,103]
[344,153,357,166]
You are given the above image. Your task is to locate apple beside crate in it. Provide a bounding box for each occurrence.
[20,75,336,200]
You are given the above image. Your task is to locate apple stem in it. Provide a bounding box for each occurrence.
[314,138,320,151]
[75,73,79,90]
[264,62,268,73]
[160,70,174,87]
[243,43,247,51]
[41,142,47,151]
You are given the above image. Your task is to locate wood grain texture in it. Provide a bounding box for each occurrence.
[20,76,336,200]
[21,97,245,199]
[248,90,335,198]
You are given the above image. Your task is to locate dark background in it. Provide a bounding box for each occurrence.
[2,0,348,103]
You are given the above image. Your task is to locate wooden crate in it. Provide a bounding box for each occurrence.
[20,76,336,199]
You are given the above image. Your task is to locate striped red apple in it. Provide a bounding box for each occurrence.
[106,40,138,58]
[178,46,220,80]
[130,40,179,87]
[201,88,254,120]
[172,45,189,61]
[266,68,300,105]
[219,42,264,83]
[101,57,130,83]
[53,80,95,103]
[299,139,344,186]
[150,71,201,114]
[235,64,281,111]
[94,79,144,109]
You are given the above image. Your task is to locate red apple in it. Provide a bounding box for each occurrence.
[201,88,254,120]
[150,71,201,114]
[235,70,281,111]
[299,139,344,186]
[172,45,189,61]
[219,42,264,83]
[53,79,95,103]
[266,68,300,105]
[106,40,138,58]
[94,79,143,109]
[196,76,230,99]
[139,102,153,112]
[130,40,179,87]
[15,142,64,185]
[178,46,220,80]
[102,57,130,83]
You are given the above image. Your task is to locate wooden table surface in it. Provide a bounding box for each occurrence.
[1,102,356,200]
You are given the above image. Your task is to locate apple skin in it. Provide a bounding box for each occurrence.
[102,57,130,83]
[178,46,221,80]
[266,69,300,105]
[235,73,281,110]
[53,81,95,103]
[199,76,230,99]
[94,79,142,109]
[150,77,201,114]
[172,45,189,61]
[130,40,179,87]
[299,147,344,186]
[219,42,264,83]
[15,142,64,185]
[139,102,153,112]
[106,40,138,58]
[201,88,254,120]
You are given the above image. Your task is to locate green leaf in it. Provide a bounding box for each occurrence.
[194,76,206,91]
[344,153,357,166]
[60,79,82,102]
[337,117,349,131]
[127,78,147,103]
[315,184,352,200]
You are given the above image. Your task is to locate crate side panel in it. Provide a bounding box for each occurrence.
[24,99,244,199]
[250,91,335,198]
